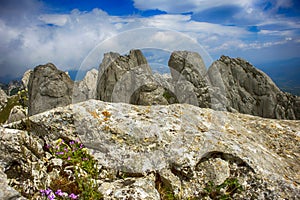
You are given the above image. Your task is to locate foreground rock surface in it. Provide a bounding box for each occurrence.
[1,100,299,199]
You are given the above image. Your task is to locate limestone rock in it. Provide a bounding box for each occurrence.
[21,69,33,89]
[2,100,299,199]
[0,88,7,111]
[207,56,299,119]
[0,169,26,200]
[168,51,211,108]
[96,49,169,105]
[72,69,98,103]
[28,63,74,116]
[7,105,27,123]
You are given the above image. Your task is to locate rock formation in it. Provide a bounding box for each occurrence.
[28,63,74,116]
[1,100,299,199]
[72,68,98,103]
[168,51,211,108]
[7,105,27,123]
[207,55,300,119]
[21,69,33,89]
[96,49,172,105]
[0,88,7,111]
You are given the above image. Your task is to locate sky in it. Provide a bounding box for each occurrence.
[0,0,300,83]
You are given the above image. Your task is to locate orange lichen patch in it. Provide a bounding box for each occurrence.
[88,110,100,119]
[102,110,111,118]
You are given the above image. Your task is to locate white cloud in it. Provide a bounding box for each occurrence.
[39,14,69,26]
[0,0,299,80]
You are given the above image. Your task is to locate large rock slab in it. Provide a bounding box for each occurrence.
[2,100,299,199]
[28,63,74,116]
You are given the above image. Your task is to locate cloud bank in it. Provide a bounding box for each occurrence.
[0,0,299,80]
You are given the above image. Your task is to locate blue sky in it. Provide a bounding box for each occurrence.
[0,0,299,82]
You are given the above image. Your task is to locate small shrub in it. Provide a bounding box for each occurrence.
[201,178,243,199]
[40,139,103,199]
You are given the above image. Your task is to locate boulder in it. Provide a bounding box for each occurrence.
[27,63,74,116]
[72,69,98,103]
[7,105,27,123]
[207,55,299,119]
[0,88,7,111]
[96,49,170,105]
[168,51,211,108]
[1,100,299,199]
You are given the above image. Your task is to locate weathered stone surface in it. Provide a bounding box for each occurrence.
[97,49,170,105]
[28,63,74,116]
[73,68,98,103]
[2,100,299,199]
[0,169,26,200]
[7,105,27,123]
[0,88,7,111]
[22,69,33,90]
[207,55,300,119]
[99,174,160,199]
[168,51,211,108]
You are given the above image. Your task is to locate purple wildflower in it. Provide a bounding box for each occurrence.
[56,152,64,155]
[69,193,78,199]
[45,188,52,196]
[68,156,71,160]
[64,148,69,152]
[69,141,75,145]
[48,193,55,200]
[79,143,84,148]
[55,189,64,196]
[40,189,46,196]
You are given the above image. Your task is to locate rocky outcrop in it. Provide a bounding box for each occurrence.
[207,55,299,119]
[0,88,7,111]
[28,63,74,116]
[7,105,27,123]
[1,100,299,199]
[168,51,211,108]
[72,69,98,103]
[96,49,172,105]
[21,69,33,90]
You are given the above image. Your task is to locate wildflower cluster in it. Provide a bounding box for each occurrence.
[40,188,78,200]
[40,138,103,199]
